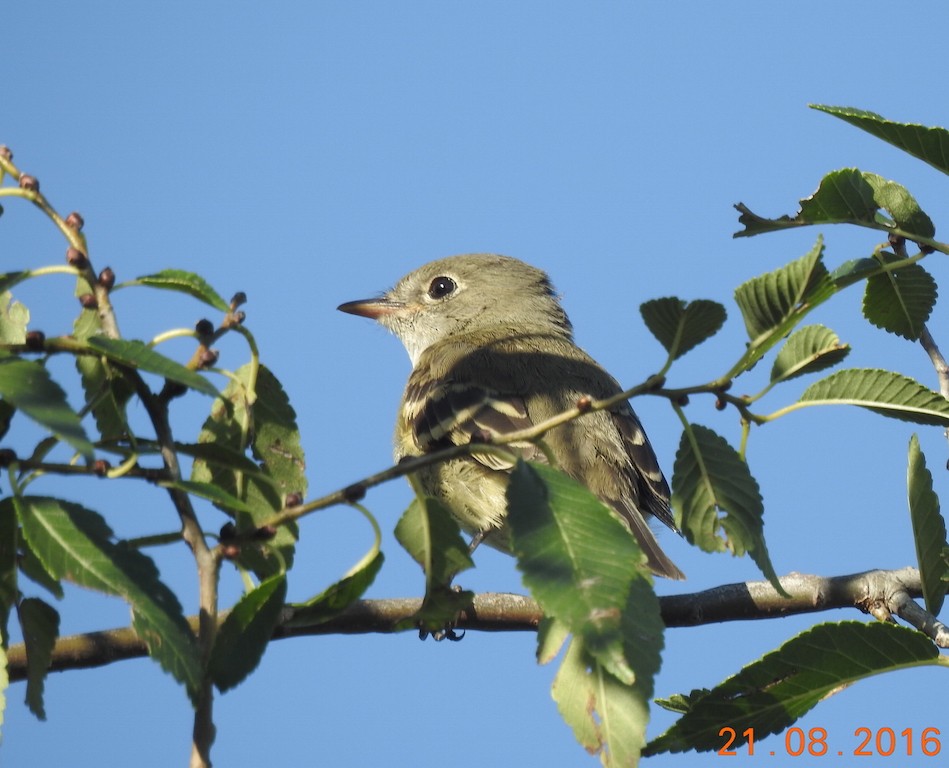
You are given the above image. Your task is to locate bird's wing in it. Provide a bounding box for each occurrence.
[609,404,679,533]
[404,375,542,470]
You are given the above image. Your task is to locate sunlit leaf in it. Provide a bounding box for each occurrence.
[15,496,201,698]
[907,436,948,616]
[0,292,28,344]
[117,269,230,311]
[508,461,647,684]
[192,364,303,577]
[733,238,834,342]
[552,574,664,766]
[86,337,218,397]
[395,495,474,633]
[75,356,132,442]
[770,325,849,385]
[735,168,935,240]
[645,621,943,755]
[0,358,93,460]
[671,425,783,594]
[286,552,384,627]
[799,369,949,426]
[813,105,949,177]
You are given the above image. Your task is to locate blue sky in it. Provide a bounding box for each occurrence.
[3,3,948,766]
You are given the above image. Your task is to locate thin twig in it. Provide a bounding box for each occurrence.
[919,325,949,400]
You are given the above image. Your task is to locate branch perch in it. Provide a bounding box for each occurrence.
[6,567,943,683]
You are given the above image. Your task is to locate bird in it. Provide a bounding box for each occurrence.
[338,253,684,580]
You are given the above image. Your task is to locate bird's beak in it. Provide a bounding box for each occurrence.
[337,296,405,320]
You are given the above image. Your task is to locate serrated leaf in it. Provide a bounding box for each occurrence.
[863,173,935,238]
[907,436,948,616]
[191,364,303,577]
[507,461,646,684]
[734,239,834,342]
[117,269,230,312]
[395,495,474,632]
[75,355,133,442]
[18,597,59,720]
[735,168,935,240]
[209,574,287,693]
[536,615,570,665]
[0,291,28,344]
[86,337,218,397]
[799,369,949,426]
[770,325,849,385]
[286,552,384,627]
[15,496,201,697]
[552,577,663,767]
[812,105,949,177]
[175,441,273,481]
[671,425,783,594]
[0,358,93,460]
[0,497,16,639]
[396,496,474,584]
[645,621,943,755]
[247,365,307,502]
[640,298,727,361]
[862,255,937,340]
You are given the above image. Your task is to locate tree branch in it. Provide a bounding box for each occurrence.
[6,567,943,683]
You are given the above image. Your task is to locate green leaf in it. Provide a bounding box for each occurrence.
[395,496,474,633]
[640,298,727,361]
[770,325,850,385]
[645,621,944,755]
[15,496,201,698]
[175,441,273,481]
[0,644,7,735]
[246,365,307,503]
[0,497,16,643]
[191,364,303,577]
[862,254,937,340]
[117,269,230,312]
[18,597,59,720]
[671,425,784,594]
[735,168,935,240]
[0,358,93,460]
[0,272,29,295]
[75,355,133,442]
[0,291,28,344]
[507,461,646,684]
[160,479,261,516]
[799,369,949,426]
[830,257,882,289]
[0,399,13,441]
[734,239,834,342]
[812,105,949,177]
[551,576,664,767]
[86,337,218,397]
[209,574,287,693]
[286,552,384,627]
[863,173,935,238]
[907,436,948,615]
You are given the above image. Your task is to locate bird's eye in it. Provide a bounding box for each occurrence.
[427,276,456,299]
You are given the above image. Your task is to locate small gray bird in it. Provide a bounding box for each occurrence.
[339,254,684,580]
